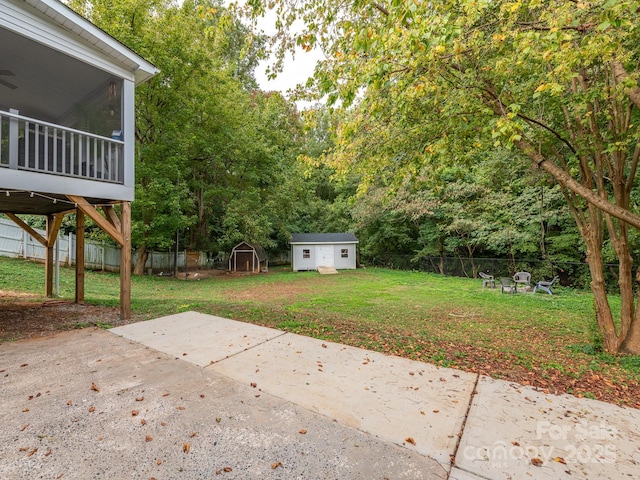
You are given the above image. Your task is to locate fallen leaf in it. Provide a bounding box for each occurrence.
[405,437,416,446]
[19,447,29,452]
[156,459,162,465]
[131,410,139,416]
[90,383,100,392]
[433,409,439,413]
[20,424,29,431]
[183,443,190,453]
[66,400,72,406]
[162,393,170,397]
[177,406,185,411]
[250,382,257,388]
[88,406,96,413]
[44,449,52,456]
[189,432,198,438]
[145,435,153,442]
[200,394,205,398]
[27,448,38,457]
[161,422,167,427]
[409,372,415,376]
[299,429,307,434]
[140,419,147,425]
[215,418,221,423]
[553,456,566,464]
[512,441,520,446]
[22,408,29,413]
[271,461,282,469]
[136,397,144,402]
[531,457,543,467]
[321,344,327,348]
[20,363,28,367]
[223,467,232,472]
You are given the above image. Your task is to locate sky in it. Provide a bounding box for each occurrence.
[249,8,324,108]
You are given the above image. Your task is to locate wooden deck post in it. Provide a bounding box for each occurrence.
[75,210,85,303]
[45,215,54,297]
[120,201,132,320]
[44,213,64,298]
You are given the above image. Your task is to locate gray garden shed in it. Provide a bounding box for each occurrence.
[290,233,359,271]
[229,242,268,273]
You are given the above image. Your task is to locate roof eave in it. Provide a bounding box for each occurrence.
[25,0,158,84]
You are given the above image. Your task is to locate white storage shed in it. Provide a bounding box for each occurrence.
[290,233,359,271]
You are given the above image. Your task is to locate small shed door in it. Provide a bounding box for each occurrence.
[316,245,334,267]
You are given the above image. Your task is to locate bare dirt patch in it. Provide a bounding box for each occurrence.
[0,295,141,342]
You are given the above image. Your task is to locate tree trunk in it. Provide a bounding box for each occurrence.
[585,245,619,353]
[133,244,148,276]
[619,266,640,355]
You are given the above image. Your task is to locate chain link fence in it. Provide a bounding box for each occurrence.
[362,253,613,290]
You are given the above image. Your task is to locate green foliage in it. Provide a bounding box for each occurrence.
[68,0,308,257]
[245,0,640,353]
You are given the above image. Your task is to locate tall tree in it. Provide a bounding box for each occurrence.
[69,0,304,272]
[248,0,640,354]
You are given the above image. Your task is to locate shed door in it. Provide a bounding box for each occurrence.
[316,245,334,267]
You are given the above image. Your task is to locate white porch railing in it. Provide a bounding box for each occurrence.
[0,109,124,184]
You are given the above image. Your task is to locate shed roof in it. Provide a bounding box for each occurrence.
[231,241,268,262]
[290,233,359,244]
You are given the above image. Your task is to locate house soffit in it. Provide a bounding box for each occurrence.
[1,0,157,84]
[0,26,119,122]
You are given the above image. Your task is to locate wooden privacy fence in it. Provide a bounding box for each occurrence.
[0,217,201,273]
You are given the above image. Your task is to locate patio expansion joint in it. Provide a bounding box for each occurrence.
[447,372,481,479]
[203,329,289,367]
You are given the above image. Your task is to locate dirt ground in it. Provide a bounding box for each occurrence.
[0,292,141,342]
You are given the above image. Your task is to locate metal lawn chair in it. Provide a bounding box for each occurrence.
[479,272,495,288]
[534,276,559,295]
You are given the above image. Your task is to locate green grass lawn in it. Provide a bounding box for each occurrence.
[1,256,638,406]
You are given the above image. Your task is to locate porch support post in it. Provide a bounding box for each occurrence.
[76,210,85,303]
[120,201,131,320]
[45,213,64,297]
[66,195,131,319]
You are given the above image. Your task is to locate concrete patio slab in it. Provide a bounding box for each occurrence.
[209,331,476,467]
[112,312,476,470]
[41,310,638,480]
[0,329,445,479]
[111,311,285,367]
[448,468,486,480]
[455,376,640,480]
